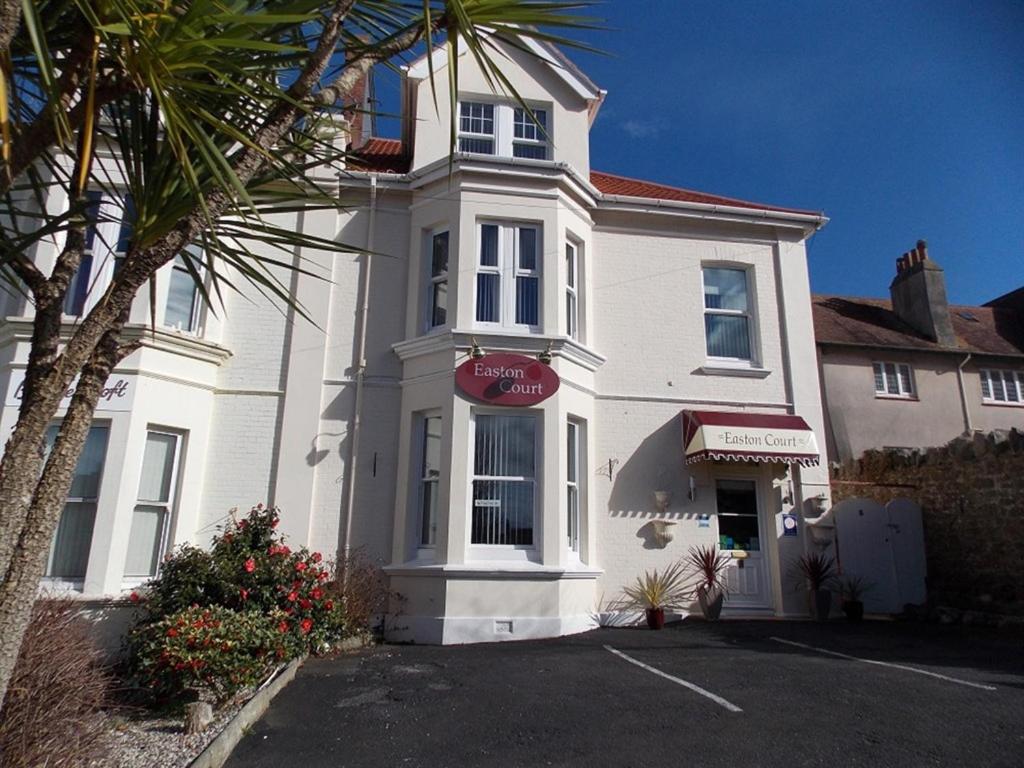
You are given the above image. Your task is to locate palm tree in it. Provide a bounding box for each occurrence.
[0,0,600,711]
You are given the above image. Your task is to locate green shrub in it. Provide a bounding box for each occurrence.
[126,505,348,704]
[128,605,288,704]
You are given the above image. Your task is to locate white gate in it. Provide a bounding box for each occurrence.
[832,497,927,614]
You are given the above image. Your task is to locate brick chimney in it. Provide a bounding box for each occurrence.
[889,239,957,346]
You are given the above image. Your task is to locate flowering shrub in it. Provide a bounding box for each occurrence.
[126,505,347,704]
[128,605,290,704]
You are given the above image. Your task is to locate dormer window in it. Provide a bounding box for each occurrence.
[458,101,548,160]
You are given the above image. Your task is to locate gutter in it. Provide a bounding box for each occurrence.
[341,173,378,563]
[956,353,973,433]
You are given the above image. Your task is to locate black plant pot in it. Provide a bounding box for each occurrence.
[808,588,832,621]
[842,600,864,622]
[646,607,665,630]
[698,589,725,621]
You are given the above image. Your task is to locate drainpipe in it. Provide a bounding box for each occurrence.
[341,173,378,564]
[956,352,973,434]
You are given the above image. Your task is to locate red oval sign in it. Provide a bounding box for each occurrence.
[455,353,560,406]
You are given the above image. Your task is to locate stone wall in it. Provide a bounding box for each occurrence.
[831,430,1024,613]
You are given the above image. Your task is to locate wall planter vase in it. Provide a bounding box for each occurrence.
[809,588,832,621]
[645,607,666,630]
[697,588,725,621]
[842,599,864,622]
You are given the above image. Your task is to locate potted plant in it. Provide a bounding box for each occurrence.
[795,552,836,621]
[837,575,871,622]
[622,562,690,629]
[685,545,730,621]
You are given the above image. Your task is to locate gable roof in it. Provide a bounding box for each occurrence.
[812,294,1024,358]
[346,139,818,215]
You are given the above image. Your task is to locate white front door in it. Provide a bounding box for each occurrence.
[715,479,770,609]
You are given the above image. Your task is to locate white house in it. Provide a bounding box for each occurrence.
[1,36,834,644]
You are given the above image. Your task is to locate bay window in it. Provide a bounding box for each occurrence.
[476,222,541,331]
[43,425,110,580]
[458,100,549,160]
[703,266,752,361]
[125,430,182,578]
[471,413,537,547]
[418,415,442,547]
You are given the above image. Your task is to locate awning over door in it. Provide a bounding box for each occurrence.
[682,410,820,466]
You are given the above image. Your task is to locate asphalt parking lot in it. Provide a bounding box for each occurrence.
[226,620,1024,768]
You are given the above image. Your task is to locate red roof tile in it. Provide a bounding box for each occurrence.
[589,170,821,216]
[812,294,1024,358]
[345,139,821,216]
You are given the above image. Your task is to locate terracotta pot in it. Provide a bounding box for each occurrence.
[645,607,665,630]
[698,588,725,621]
[842,600,864,622]
[808,588,832,621]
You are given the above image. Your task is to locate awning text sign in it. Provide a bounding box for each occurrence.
[682,409,820,466]
[695,425,817,454]
[455,353,559,406]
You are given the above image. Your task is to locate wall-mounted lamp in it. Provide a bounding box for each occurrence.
[653,490,671,514]
[650,519,677,548]
[782,479,794,506]
[470,337,485,360]
[688,476,697,502]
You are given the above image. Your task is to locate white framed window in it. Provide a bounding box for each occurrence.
[458,100,549,160]
[980,369,1023,404]
[471,413,537,547]
[125,430,183,579]
[565,240,579,340]
[566,419,582,554]
[418,415,442,547]
[475,222,541,331]
[458,102,495,154]
[873,362,915,398]
[64,192,132,317]
[426,231,449,330]
[703,267,752,361]
[164,247,203,333]
[43,424,110,581]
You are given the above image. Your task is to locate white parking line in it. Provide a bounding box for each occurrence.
[603,645,743,712]
[769,637,998,691]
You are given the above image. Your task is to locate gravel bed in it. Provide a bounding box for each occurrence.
[94,694,247,768]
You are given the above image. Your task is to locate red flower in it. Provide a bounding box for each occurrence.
[317,571,329,582]
[192,619,205,629]
[166,628,178,637]
[281,545,291,556]
[324,600,334,611]
[310,588,322,600]
[300,618,313,634]
[129,591,140,603]
[240,588,249,601]
[312,552,322,563]
[295,561,307,572]
[287,591,298,602]
[278,621,290,634]
[244,558,256,573]
[271,517,279,529]
[299,599,312,610]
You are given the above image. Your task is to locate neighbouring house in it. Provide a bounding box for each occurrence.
[1,34,835,645]
[813,240,1024,464]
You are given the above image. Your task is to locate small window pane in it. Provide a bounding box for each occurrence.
[897,365,913,395]
[420,482,439,546]
[431,232,449,277]
[567,422,578,483]
[513,108,546,140]
[82,192,103,251]
[1007,372,1020,402]
[566,293,578,339]
[124,505,166,577]
[476,273,500,322]
[516,276,539,326]
[471,480,534,546]
[705,314,751,359]
[518,229,537,270]
[47,502,97,578]
[165,264,198,331]
[703,268,748,311]
[885,363,899,395]
[115,194,136,254]
[981,371,992,399]
[480,225,499,266]
[458,137,495,154]
[512,143,547,160]
[431,282,448,327]
[873,363,885,393]
[474,415,536,478]
[63,254,94,316]
[459,102,494,135]
[423,417,442,478]
[67,427,110,499]
[138,433,177,503]
[566,244,576,288]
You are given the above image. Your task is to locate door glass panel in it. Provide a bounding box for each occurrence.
[716,479,759,552]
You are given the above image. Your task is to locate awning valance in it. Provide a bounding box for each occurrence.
[682,410,820,467]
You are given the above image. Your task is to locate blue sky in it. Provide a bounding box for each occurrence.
[378,1,1024,305]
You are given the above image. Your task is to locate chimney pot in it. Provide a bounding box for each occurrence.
[916,240,928,261]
